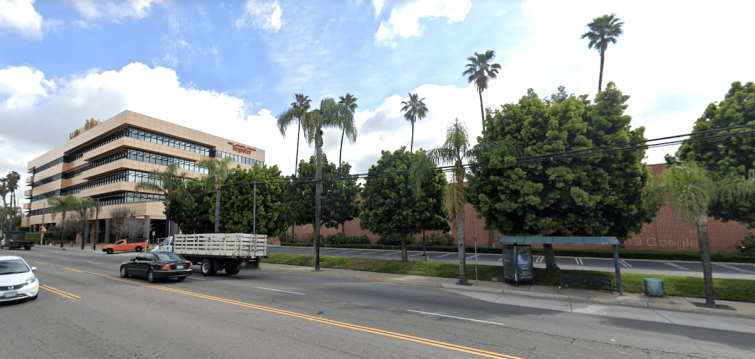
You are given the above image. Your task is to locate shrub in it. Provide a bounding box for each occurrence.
[423,232,455,246]
[741,234,755,256]
[307,234,325,245]
[326,233,370,245]
[376,233,403,246]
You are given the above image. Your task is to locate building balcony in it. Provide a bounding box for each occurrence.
[24,189,32,197]
[26,177,33,184]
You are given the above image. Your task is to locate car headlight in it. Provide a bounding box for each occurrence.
[25,276,37,285]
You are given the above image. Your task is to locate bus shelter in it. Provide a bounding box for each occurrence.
[499,236,624,295]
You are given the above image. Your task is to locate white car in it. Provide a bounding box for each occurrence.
[0,256,39,303]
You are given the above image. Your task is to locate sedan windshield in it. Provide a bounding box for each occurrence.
[154,253,184,262]
[0,260,30,275]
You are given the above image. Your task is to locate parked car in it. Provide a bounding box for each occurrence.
[120,252,193,283]
[0,256,39,303]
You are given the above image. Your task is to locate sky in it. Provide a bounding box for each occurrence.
[1,0,754,206]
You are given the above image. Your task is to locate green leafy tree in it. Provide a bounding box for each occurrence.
[581,13,624,92]
[48,195,80,248]
[171,177,214,234]
[326,162,361,236]
[400,93,428,152]
[134,163,187,237]
[412,118,517,284]
[656,163,755,307]
[674,81,755,226]
[221,164,289,237]
[337,93,358,168]
[463,50,501,132]
[198,156,234,233]
[361,147,448,261]
[467,84,657,271]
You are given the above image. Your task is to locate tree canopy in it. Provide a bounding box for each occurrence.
[221,164,289,237]
[467,83,658,241]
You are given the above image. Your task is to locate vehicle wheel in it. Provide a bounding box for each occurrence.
[201,259,216,276]
[120,266,129,278]
[225,265,240,275]
[26,246,31,250]
[135,246,143,252]
[106,249,114,254]
[177,276,186,281]
[147,269,156,283]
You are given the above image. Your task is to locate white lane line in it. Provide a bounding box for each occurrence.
[407,310,505,327]
[257,287,306,296]
[466,255,478,260]
[574,258,583,265]
[535,256,544,263]
[187,277,206,281]
[383,252,398,256]
[714,263,754,274]
[665,262,689,270]
[619,260,632,268]
[436,253,452,259]
[86,261,101,265]
[409,252,424,257]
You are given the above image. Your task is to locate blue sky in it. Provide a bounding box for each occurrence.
[1,0,754,205]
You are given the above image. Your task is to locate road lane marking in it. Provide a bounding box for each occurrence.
[383,252,398,256]
[714,263,753,273]
[86,261,101,265]
[619,260,632,268]
[407,310,505,327]
[467,255,478,261]
[665,262,689,270]
[34,261,525,359]
[257,287,306,296]
[436,253,452,259]
[187,277,206,281]
[39,285,80,300]
[535,256,544,263]
[574,258,583,265]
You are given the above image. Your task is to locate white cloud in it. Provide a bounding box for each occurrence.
[0,66,53,107]
[235,0,282,33]
[66,0,164,21]
[374,0,471,46]
[0,0,43,38]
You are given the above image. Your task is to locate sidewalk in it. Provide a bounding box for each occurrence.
[260,263,755,322]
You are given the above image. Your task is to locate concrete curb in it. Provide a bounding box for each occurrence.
[260,263,755,319]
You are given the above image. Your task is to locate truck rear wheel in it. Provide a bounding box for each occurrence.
[201,259,216,276]
[225,265,240,275]
[135,246,143,252]
[106,249,114,254]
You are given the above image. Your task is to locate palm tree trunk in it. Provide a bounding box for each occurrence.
[60,212,66,248]
[410,119,415,152]
[457,206,468,285]
[295,119,302,174]
[214,182,221,233]
[598,52,605,93]
[698,214,716,307]
[478,90,485,133]
[400,228,408,262]
[166,201,171,237]
[314,128,323,270]
[543,244,559,271]
[339,128,345,168]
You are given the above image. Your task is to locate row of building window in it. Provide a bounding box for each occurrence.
[67,129,129,161]
[213,150,264,167]
[126,149,209,174]
[32,173,62,187]
[33,157,64,174]
[127,128,210,156]
[30,170,155,201]
[27,191,166,216]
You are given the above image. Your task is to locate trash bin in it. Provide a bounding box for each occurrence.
[644,278,664,297]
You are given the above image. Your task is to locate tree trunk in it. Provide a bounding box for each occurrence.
[698,214,716,307]
[598,52,605,93]
[410,119,415,152]
[214,182,221,233]
[292,119,302,242]
[59,212,66,248]
[543,244,559,271]
[342,222,345,236]
[314,128,323,270]
[166,201,171,237]
[488,229,494,247]
[457,206,469,285]
[400,228,408,262]
[339,128,345,168]
[478,90,485,133]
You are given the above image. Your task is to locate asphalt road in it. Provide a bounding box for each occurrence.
[1,247,753,359]
[269,246,755,279]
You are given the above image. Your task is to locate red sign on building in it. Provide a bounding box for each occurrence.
[228,142,255,154]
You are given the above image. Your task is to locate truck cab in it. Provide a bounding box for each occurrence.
[151,237,174,252]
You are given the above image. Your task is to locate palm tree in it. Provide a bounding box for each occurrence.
[581,13,624,93]
[463,50,501,132]
[0,177,8,207]
[75,197,99,250]
[400,93,428,152]
[302,98,350,270]
[277,94,314,175]
[134,163,187,237]
[48,195,80,248]
[657,162,755,307]
[410,119,518,285]
[198,156,234,233]
[337,93,358,168]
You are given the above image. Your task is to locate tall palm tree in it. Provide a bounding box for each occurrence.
[302,98,350,270]
[463,50,501,132]
[581,13,624,93]
[410,119,518,285]
[400,93,428,152]
[337,93,358,168]
[75,197,99,250]
[277,94,314,174]
[48,195,79,248]
[657,162,755,307]
[134,163,187,237]
[198,156,234,233]
[0,177,8,207]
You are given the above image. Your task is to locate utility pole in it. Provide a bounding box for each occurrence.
[40,203,46,245]
[93,198,100,251]
[253,178,257,241]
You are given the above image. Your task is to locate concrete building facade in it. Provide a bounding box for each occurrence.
[23,110,264,243]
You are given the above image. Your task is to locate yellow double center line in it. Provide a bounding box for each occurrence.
[34,261,524,359]
[39,284,80,300]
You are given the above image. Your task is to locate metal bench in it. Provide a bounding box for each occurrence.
[559,273,613,294]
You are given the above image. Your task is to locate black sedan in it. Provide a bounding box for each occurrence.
[120,252,193,283]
